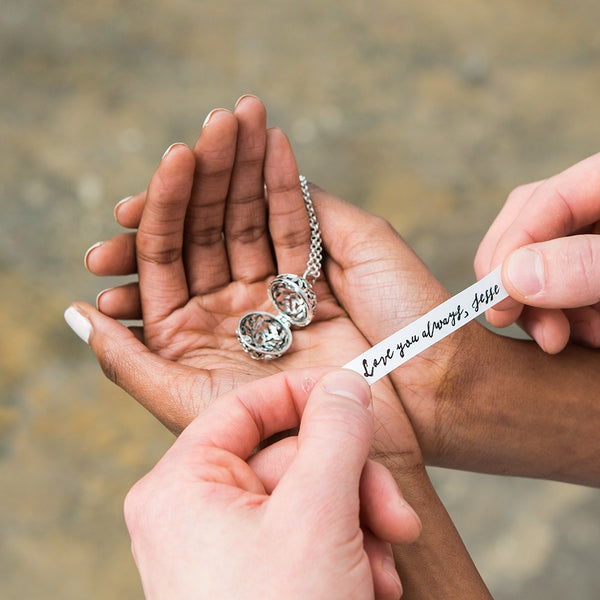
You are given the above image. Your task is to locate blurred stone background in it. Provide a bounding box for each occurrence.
[1,0,599,597]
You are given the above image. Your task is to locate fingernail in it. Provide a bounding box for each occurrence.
[527,317,564,354]
[84,241,104,271]
[382,555,402,594]
[505,248,545,297]
[321,370,371,409]
[399,496,422,532]
[202,108,227,128]
[96,288,111,309]
[234,93,258,109]
[64,306,92,344]
[114,196,132,220]
[161,142,186,160]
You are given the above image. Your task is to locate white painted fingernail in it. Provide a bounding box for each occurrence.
[114,196,132,220]
[234,93,257,109]
[161,142,186,160]
[95,288,111,309]
[202,108,227,127]
[84,241,104,271]
[64,306,92,344]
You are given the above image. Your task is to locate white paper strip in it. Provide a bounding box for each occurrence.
[343,267,508,384]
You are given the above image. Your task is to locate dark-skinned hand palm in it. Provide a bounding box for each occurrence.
[77,96,468,472]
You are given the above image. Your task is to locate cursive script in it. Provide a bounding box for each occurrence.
[471,284,502,313]
[344,267,508,384]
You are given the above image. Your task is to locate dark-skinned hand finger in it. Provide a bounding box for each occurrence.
[264,127,313,277]
[137,143,195,323]
[65,302,203,434]
[97,282,141,320]
[85,233,137,276]
[114,191,146,229]
[184,109,237,296]
[225,94,274,282]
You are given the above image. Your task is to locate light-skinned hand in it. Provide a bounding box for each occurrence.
[474,152,600,353]
[124,369,421,600]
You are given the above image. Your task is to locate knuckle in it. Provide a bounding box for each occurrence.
[230,189,265,208]
[183,226,223,248]
[123,477,150,533]
[549,183,576,234]
[507,183,531,205]
[354,213,397,246]
[227,221,265,244]
[368,213,395,234]
[473,250,486,276]
[363,215,400,249]
[96,344,121,385]
[275,208,311,249]
[266,174,299,197]
[571,237,600,300]
[95,336,140,388]
[124,469,172,537]
[236,154,265,172]
[136,236,181,265]
[195,161,234,183]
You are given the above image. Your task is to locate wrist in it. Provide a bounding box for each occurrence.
[389,461,493,599]
[424,324,600,484]
[392,318,491,467]
[426,322,497,467]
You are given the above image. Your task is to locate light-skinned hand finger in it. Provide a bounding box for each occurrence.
[249,440,422,546]
[475,182,545,321]
[490,152,600,274]
[565,306,600,347]
[270,370,373,522]
[483,303,524,329]
[362,529,403,600]
[516,305,571,354]
[175,368,333,460]
[359,460,421,545]
[474,180,544,278]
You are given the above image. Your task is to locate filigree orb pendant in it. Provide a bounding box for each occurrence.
[236,174,321,360]
[236,274,317,360]
[268,274,316,327]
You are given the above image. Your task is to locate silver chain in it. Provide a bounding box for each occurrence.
[299,175,322,285]
[237,175,322,360]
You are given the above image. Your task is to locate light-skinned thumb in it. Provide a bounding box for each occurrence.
[503,235,600,308]
[271,370,373,516]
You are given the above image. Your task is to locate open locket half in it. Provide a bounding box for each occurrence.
[236,273,317,360]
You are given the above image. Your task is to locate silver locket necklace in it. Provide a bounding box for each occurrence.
[236,175,322,360]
